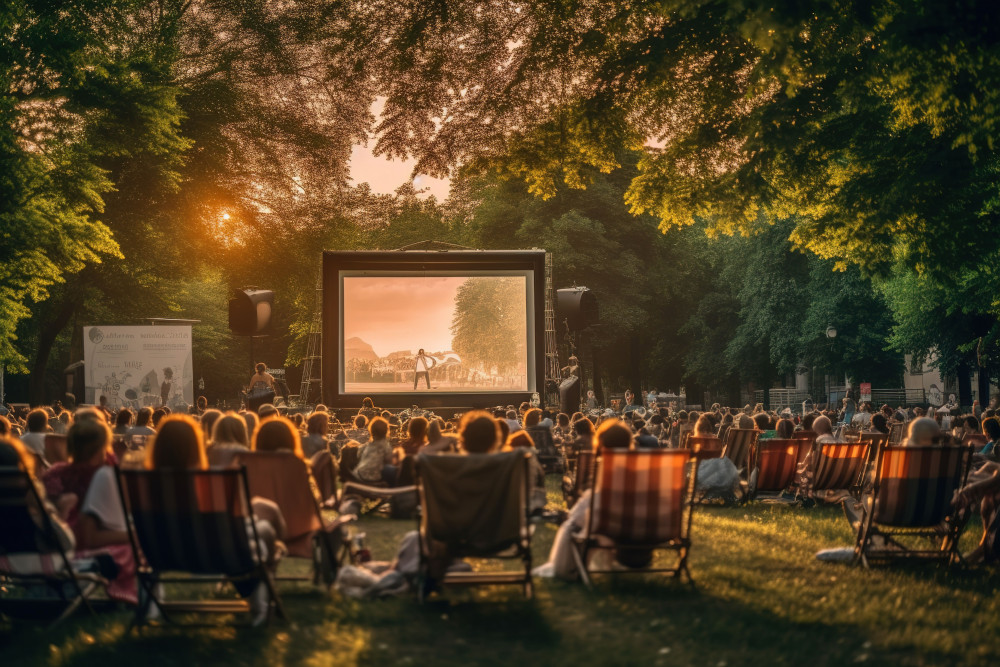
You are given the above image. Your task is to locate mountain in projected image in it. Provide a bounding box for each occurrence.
[344,336,377,362]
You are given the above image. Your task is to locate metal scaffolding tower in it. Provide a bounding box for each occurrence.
[298,275,323,405]
[544,252,560,392]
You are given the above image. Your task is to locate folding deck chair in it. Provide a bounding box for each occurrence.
[0,465,108,629]
[811,441,870,500]
[116,466,286,628]
[415,450,534,599]
[687,436,723,463]
[854,445,973,567]
[887,421,908,445]
[571,449,698,587]
[748,439,811,500]
[562,450,598,507]
[235,451,352,585]
[721,428,757,472]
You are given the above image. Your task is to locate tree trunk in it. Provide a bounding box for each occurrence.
[958,364,973,410]
[978,364,992,407]
[28,291,79,406]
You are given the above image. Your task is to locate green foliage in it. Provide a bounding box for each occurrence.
[332,0,1000,280]
[451,277,527,375]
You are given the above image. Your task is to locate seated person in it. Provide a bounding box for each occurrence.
[395,416,428,463]
[870,413,889,435]
[145,414,285,625]
[205,412,251,466]
[302,411,332,458]
[954,460,1000,564]
[459,411,501,454]
[979,418,1000,459]
[423,419,457,454]
[345,414,370,445]
[352,417,395,485]
[692,414,715,438]
[42,418,114,536]
[904,417,940,447]
[775,418,795,440]
[536,419,649,580]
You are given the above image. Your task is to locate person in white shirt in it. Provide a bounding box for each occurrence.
[19,408,50,459]
[413,349,436,390]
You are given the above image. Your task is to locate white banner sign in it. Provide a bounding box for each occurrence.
[83,326,193,410]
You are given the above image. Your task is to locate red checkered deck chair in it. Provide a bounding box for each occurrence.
[811,441,870,498]
[854,445,973,567]
[0,465,107,629]
[721,428,758,472]
[571,449,698,587]
[748,439,811,500]
[116,466,286,628]
[687,436,723,463]
[563,450,598,507]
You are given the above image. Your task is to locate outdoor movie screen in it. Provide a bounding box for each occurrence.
[340,271,534,394]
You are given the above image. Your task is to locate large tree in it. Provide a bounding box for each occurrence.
[331,0,1000,280]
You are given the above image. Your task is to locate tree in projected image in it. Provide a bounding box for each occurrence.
[450,278,527,381]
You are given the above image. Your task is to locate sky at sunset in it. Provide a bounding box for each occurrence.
[343,276,465,357]
[348,98,451,200]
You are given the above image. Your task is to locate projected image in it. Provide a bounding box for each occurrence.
[342,275,529,393]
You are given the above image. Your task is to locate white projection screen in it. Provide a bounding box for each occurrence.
[323,251,545,409]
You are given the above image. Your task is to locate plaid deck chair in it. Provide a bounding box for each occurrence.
[571,449,698,588]
[748,439,811,500]
[116,466,286,627]
[0,466,107,629]
[855,445,973,567]
[562,450,598,506]
[415,450,534,599]
[235,452,352,585]
[811,442,870,499]
[721,429,757,472]
[687,436,723,463]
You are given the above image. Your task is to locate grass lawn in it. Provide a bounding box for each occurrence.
[3,478,999,666]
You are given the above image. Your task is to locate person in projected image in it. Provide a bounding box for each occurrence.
[413,349,437,390]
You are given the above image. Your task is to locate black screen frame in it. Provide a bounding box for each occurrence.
[322,249,546,410]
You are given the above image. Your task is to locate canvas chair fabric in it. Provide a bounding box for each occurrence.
[235,451,321,558]
[417,450,530,557]
[572,449,697,587]
[812,442,869,493]
[753,439,811,496]
[687,436,723,463]
[855,445,973,567]
[591,449,690,545]
[117,466,286,626]
[887,422,907,445]
[0,466,106,628]
[721,429,757,471]
[119,467,259,575]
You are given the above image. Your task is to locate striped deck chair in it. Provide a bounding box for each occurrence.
[677,424,694,449]
[116,466,286,628]
[748,439,811,500]
[793,430,817,442]
[855,445,973,567]
[811,442,870,499]
[235,452,352,586]
[687,436,723,463]
[887,421,907,445]
[0,466,108,629]
[571,449,698,587]
[415,450,534,599]
[721,428,757,472]
[562,450,598,507]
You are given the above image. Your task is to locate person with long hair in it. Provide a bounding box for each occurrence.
[145,414,284,625]
[252,417,304,458]
[458,411,501,454]
[395,416,428,463]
